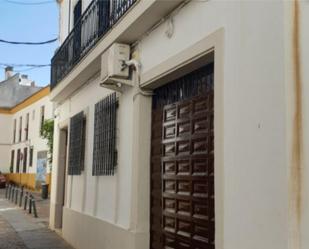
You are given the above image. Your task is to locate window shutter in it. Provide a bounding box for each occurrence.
[68,111,86,175]
[73,0,82,25]
[93,93,117,176]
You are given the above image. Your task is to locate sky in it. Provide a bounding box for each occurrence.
[0,0,58,87]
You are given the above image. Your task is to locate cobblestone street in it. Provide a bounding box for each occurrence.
[0,189,73,249]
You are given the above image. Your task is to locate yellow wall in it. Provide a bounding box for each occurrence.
[0,86,52,193]
[5,173,51,193]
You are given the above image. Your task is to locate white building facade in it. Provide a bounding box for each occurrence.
[0,113,12,172]
[0,71,53,178]
[50,1,309,249]
[10,91,53,175]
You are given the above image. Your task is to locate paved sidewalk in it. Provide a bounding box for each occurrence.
[0,189,73,249]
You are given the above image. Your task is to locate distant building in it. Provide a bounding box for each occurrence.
[0,67,53,187]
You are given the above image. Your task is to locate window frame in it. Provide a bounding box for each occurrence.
[19,116,22,142]
[16,149,21,173]
[25,113,30,141]
[68,111,86,175]
[10,150,15,173]
[29,146,34,167]
[92,92,117,176]
[13,119,16,143]
[40,106,45,136]
[23,147,28,173]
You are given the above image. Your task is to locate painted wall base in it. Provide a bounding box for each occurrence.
[62,207,149,249]
[5,173,51,192]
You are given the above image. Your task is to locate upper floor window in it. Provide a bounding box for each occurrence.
[25,113,29,141]
[29,146,34,167]
[13,119,16,143]
[72,0,82,62]
[68,111,86,175]
[92,93,117,176]
[16,149,21,173]
[23,147,28,173]
[73,0,82,27]
[10,150,15,173]
[19,116,22,142]
[40,106,45,135]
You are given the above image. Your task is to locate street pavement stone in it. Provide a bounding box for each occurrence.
[0,216,27,249]
[0,189,73,249]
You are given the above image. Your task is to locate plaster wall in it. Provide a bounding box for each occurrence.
[51,1,294,249]
[52,76,134,229]
[138,1,287,248]
[11,95,53,174]
[0,114,12,172]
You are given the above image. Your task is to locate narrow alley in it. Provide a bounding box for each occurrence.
[0,189,72,249]
[1,1,309,249]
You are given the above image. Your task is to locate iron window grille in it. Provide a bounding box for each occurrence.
[29,147,33,167]
[93,92,117,176]
[68,111,86,175]
[19,116,22,142]
[10,150,15,173]
[23,147,28,173]
[25,113,29,140]
[40,106,45,136]
[16,149,21,173]
[13,119,16,143]
[152,63,214,109]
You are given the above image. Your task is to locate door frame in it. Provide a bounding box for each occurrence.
[53,122,69,230]
[142,29,225,248]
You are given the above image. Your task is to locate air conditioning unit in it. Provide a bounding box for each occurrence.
[100,43,133,91]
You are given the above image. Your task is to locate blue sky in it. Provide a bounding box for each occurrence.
[0,0,58,86]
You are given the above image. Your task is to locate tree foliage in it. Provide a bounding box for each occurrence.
[41,119,54,164]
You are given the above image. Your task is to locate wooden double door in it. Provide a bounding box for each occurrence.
[150,64,215,249]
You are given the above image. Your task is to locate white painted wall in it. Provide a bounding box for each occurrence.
[52,0,309,249]
[0,114,12,172]
[53,77,134,228]
[58,0,70,44]
[11,95,53,174]
[138,1,288,249]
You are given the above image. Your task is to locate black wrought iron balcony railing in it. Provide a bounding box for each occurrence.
[51,0,136,89]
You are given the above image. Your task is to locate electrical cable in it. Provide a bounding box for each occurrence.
[2,0,54,5]
[0,38,57,45]
[0,63,50,67]
[14,66,50,72]
[0,63,51,73]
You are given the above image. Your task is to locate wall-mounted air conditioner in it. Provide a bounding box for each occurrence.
[100,43,134,91]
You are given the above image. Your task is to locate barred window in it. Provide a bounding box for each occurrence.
[23,147,28,173]
[10,150,15,173]
[93,93,117,176]
[29,147,33,167]
[68,111,86,175]
[16,149,21,173]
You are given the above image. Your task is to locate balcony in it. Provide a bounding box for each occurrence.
[51,0,137,89]
[50,0,185,102]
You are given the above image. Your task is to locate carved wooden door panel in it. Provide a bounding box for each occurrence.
[150,64,215,249]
